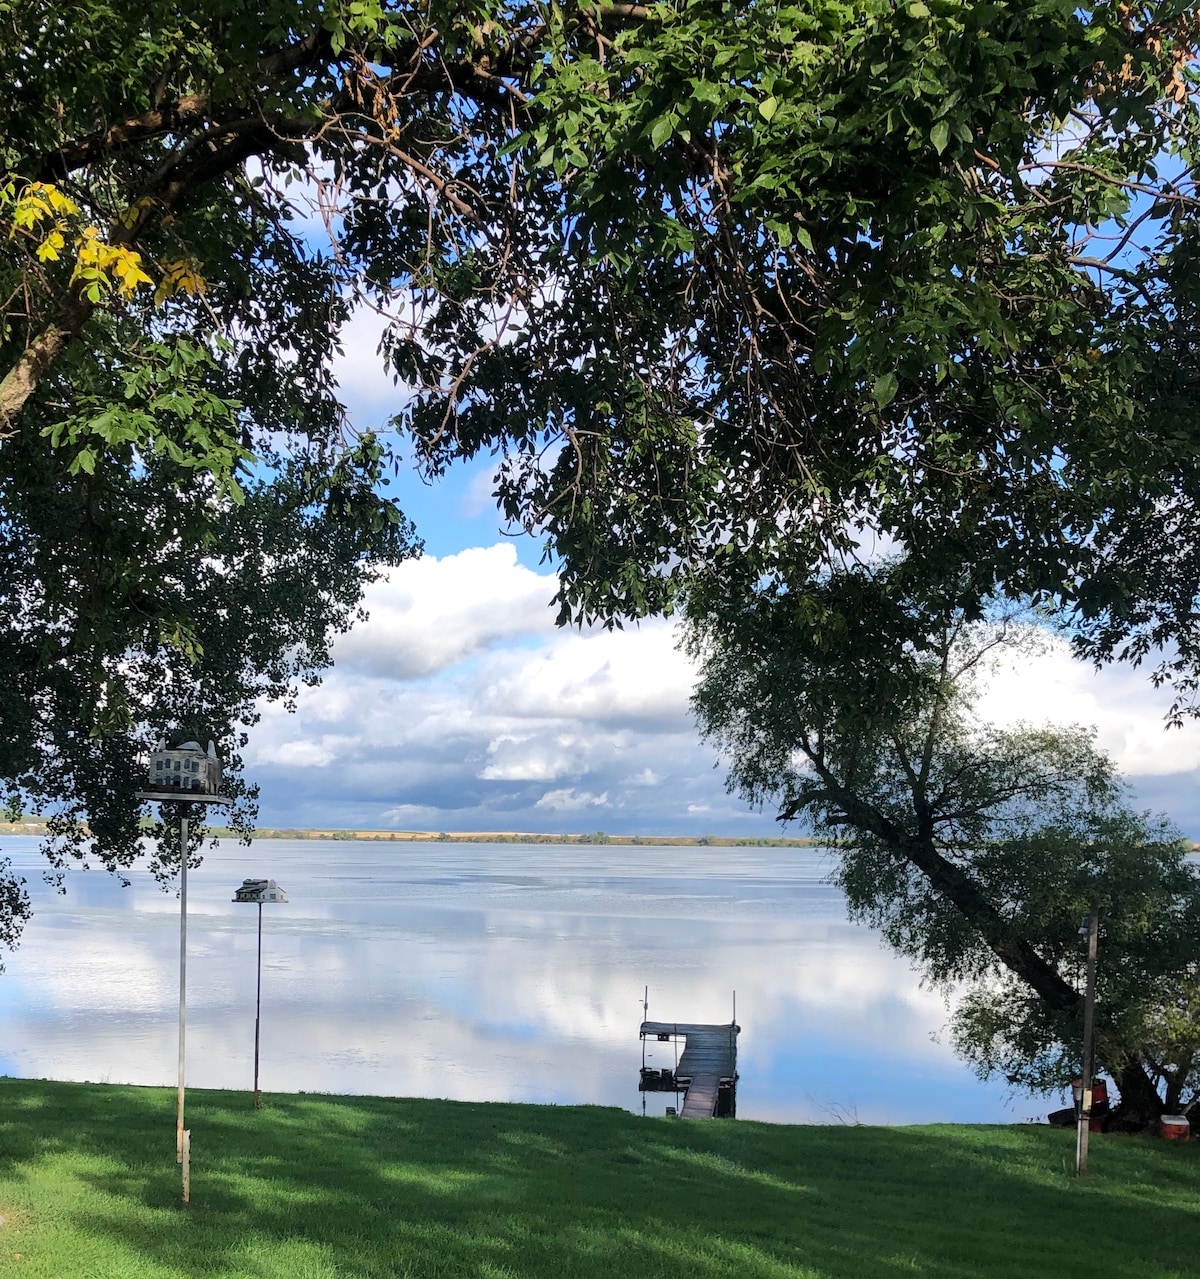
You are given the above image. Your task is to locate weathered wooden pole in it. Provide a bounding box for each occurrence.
[1076,901,1099,1178]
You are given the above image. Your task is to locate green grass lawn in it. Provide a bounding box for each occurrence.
[0,1080,1195,1278]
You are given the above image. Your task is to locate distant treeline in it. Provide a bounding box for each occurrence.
[5,818,1196,852]
[6,820,1197,861]
[0,819,817,848]
[205,828,821,848]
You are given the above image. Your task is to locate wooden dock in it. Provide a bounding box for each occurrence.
[639,1020,739,1119]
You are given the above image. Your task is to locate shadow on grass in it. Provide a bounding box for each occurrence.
[0,1079,1197,1278]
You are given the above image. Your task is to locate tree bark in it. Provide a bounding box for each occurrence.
[0,323,73,436]
[900,833,1082,1011]
[1107,1056,1167,1130]
[798,782,1083,1012]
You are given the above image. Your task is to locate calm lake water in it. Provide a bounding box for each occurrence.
[0,837,1041,1124]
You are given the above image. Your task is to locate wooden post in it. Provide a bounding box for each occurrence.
[181,1129,191,1205]
[1076,900,1099,1178]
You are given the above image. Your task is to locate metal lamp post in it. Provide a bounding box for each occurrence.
[136,735,229,1206]
[233,878,288,1108]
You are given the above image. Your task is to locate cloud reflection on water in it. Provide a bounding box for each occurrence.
[0,838,1028,1124]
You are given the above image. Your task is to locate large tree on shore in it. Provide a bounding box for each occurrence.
[688,580,1200,1126]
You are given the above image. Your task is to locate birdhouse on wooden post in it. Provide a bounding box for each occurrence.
[147,738,222,796]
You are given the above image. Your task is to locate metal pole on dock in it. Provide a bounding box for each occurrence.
[642,987,648,1071]
[674,1023,679,1112]
[640,987,649,1117]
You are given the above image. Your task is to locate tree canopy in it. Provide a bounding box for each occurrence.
[1,0,437,937]
[689,584,1200,1124]
[8,3,1200,634]
[404,0,1200,696]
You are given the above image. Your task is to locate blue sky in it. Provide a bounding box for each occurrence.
[240,305,1200,838]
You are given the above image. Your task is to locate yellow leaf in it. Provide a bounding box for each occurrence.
[70,234,152,300]
[35,229,64,262]
[155,258,208,305]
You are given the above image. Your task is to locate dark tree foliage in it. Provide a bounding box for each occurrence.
[0,1,438,947]
[396,2,1200,718]
[0,402,419,955]
[9,4,1200,666]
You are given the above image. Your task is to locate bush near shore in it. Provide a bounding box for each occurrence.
[0,1079,1195,1278]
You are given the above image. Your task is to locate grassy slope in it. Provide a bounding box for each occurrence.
[0,1081,1196,1279]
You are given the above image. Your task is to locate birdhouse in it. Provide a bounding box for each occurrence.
[148,738,222,796]
[233,879,288,904]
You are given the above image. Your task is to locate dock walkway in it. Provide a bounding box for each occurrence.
[640,1020,739,1119]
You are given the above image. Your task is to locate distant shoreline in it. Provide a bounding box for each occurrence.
[0,820,818,849]
[243,829,822,848]
[6,819,1197,852]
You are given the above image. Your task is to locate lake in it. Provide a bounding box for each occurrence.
[0,837,1042,1123]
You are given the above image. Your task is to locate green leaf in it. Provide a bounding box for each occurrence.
[758,95,778,122]
[873,373,899,408]
[930,120,950,155]
[649,115,674,149]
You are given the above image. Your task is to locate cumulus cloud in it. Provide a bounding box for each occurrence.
[244,545,736,832]
[329,300,403,424]
[976,634,1200,778]
[244,544,1200,835]
[475,623,695,730]
[478,734,580,782]
[332,544,559,681]
[534,788,611,812]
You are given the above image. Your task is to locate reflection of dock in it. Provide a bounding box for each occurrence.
[639,1020,739,1118]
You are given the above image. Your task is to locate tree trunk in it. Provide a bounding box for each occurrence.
[825,783,1085,1013]
[797,729,1178,1127]
[1106,1057,1166,1131]
[900,832,1082,1011]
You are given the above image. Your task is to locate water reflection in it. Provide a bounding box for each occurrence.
[0,838,1030,1123]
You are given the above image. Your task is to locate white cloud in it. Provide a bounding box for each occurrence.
[261,739,345,769]
[476,622,694,729]
[459,463,502,519]
[243,547,731,832]
[244,544,1200,835]
[534,788,611,812]
[333,544,558,681]
[478,734,580,782]
[977,635,1200,777]
[628,768,661,787]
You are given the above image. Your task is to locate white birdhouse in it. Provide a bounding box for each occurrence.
[148,738,222,795]
[233,879,288,904]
